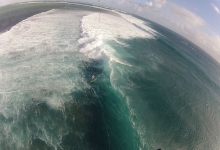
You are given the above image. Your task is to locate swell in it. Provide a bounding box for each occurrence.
[79,59,138,150]
[107,36,220,149]
[77,11,161,149]
[2,3,220,150]
[0,8,140,149]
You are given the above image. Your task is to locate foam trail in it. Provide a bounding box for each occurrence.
[0,9,91,149]
[78,12,155,62]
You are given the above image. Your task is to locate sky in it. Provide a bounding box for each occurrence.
[0,0,220,62]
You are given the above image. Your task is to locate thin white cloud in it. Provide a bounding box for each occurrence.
[168,3,205,27]
[135,2,152,11]
[133,4,143,12]
[153,0,166,8]
[211,3,220,14]
[142,2,153,7]
[139,2,220,62]
[166,3,220,61]
[114,0,126,5]
[0,0,21,6]
[142,1,220,62]
[169,20,220,61]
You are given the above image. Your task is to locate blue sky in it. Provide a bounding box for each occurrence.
[136,0,220,61]
[0,0,220,61]
[170,0,220,35]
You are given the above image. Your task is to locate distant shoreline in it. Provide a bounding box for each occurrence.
[0,1,114,34]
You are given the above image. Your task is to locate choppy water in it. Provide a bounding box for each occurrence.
[0,2,220,150]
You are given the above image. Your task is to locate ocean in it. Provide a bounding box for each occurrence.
[0,2,220,150]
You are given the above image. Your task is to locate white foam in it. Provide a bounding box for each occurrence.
[0,9,80,55]
[0,9,92,109]
[0,9,93,149]
[78,12,156,61]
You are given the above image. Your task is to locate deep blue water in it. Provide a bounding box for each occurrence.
[0,2,220,150]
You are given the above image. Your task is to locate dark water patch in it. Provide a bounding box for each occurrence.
[0,113,14,124]
[85,101,110,149]
[0,58,138,150]
[78,59,138,150]
[80,59,104,80]
[156,37,220,94]
[29,137,54,150]
[146,21,220,86]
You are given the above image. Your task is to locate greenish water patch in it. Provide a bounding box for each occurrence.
[107,36,220,149]
[0,2,220,150]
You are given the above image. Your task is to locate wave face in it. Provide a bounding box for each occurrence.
[1,3,220,150]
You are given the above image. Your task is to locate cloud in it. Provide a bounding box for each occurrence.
[165,3,220,61]
[139,2,220,62]
[132,0,162,12]
[168,3,205,27]
[143,2,153,7]
[167,3,220,54]
[114,0,126,5]
[0,0,21,6]
[135,2,153,11]
[211,3,220,14]
[168,19,220,60]
[153,0,166,8]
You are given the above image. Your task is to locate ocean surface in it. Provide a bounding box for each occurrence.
[0,2,220,150]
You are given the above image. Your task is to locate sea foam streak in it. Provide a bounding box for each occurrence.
[78,12,156,62]
[0,9,87,105]
[78,12,161,148]
[0,9,91,149]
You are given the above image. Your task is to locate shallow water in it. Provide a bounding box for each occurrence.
[0,2,220,150]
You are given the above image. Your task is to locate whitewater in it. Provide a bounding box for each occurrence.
[0,3,220,150]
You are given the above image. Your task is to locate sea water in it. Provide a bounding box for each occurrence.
[0,2,220,150]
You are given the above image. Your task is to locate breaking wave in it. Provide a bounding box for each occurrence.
[1,4,220,150]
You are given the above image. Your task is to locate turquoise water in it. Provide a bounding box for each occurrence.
[0,2,220,150]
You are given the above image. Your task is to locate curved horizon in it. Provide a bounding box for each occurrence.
[0,1,220,150]
[0,0,220,63]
